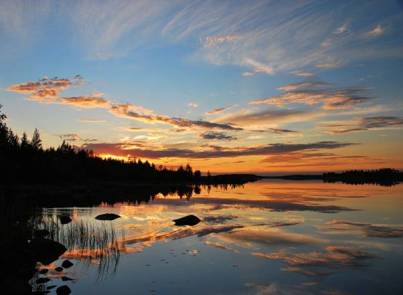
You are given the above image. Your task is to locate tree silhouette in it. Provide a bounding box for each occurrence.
[31,128,42,150]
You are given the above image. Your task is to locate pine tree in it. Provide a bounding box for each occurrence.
[21,132,29,150]
[31,128,42,150]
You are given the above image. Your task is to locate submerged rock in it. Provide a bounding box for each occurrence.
[56,285,71,295]
[95,213,121,221]
[28,239,67,265]
[59,216,72,225]
[36,277,50,284]
[55,267,63,272]
[61,259,73,268]
[61,276,74,281]
[173,215,201,226]
[39,268,49,274]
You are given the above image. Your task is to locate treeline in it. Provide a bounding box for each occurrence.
[0,106,261,185]
[0,106,202,184]
[323,168,403,186]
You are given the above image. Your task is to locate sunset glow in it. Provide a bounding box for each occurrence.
[1,1,402,173]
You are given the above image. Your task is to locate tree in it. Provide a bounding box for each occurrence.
[31,128,42,150]
[0,105,9,148]
[194,170,201,179]
[21,132,29,150]
[0,105,6,122]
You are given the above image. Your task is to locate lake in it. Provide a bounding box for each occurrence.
[31,180,403,295]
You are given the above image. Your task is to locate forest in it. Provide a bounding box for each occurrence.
[0,106,259,185]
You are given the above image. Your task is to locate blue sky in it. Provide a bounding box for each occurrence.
[1,0,403,173]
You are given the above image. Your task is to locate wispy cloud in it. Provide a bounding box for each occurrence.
[215,108,320,128]
[322,116,403,134]
[2,1,402,70]
[7,75,83,101]
[110,103,242,131]
[202,34,241,48]
[291,70,315,77]
[163,1,402,73]
[62,96,110,108]
[67,0,176,59]
[250,80,373,110]
[205,106,233,115]
[268,128,299,135]
[58,133,97,143]
[366,24,385,38]
[187,102,198,108]
[334,23,349,35]
[83,141,355,160]
[8,76,243,132]
[261,152,366,164]
[200,131,236,141]
[79,118,106,124]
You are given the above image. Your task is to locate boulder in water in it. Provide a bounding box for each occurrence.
[95,213,121,221]
[61,260,73,268]
[28,239,67,265]
[36,277,50,284]
[56,285,71,295]
[173,215,201,226]
[39,268,49,274]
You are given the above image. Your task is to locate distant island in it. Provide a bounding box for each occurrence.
[264,168,403,186]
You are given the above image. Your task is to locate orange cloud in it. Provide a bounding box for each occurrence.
[110,103,242,131]
[7,75,82,100]
[61,96,110,108]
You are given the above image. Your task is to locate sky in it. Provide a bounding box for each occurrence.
[1,0,403,174]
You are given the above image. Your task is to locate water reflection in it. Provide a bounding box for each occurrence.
[29,181,403,294]
[32,213,123,285]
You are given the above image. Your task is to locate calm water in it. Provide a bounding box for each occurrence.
[32,180,403,295]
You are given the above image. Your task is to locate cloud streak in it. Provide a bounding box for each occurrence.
[200,131,237,141]
[8,77,243,132]
[110,103,242,131]
[323,116,403,134]
[215,108,320,128]
[84,141,355,159]
[7,76,82,100]
[250,80,373,110]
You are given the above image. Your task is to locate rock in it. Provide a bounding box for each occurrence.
[59,216,72,225]
[95,213,121,221]
[55,267,63,272]
[173,215,201,226]
[61,276,74,281]
[28,239,67,265]
[36,277,50,284]
[39,268,49,274]
[56,285,71,295]
[34,229,50,239]
[61,259,73,268]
